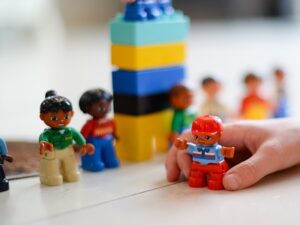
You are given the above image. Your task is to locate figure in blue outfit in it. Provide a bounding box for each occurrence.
[122,0,174,21]
[79,89,120,172]
[273,68,289,118]
[0,137,13,192]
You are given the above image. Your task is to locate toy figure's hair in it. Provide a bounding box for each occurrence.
[201,76,219,87]
[244,73,262,84]
[169,84,190,97]
[79,89,113,113]
[40,90,73,113]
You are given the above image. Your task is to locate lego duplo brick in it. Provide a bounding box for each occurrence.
[111,42,186,70]
[112,66,185,96]
[110,11,189,46]
[113,92,170,115]
[115,110,172,162]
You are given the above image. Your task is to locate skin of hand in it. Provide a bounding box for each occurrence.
[165,118,300,191]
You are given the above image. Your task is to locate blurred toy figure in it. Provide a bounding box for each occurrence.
[175,115,235,190]
[122,0,174,21]
[169,84,196,143]
[0,137,13,192]
[199,76,228,121]
[39,90,94,186]
[79,89,119,172]
[240,73,270,120]
[273,68,289,118]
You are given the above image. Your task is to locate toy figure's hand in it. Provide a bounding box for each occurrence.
[175,138,188,150]
[39,141,53,155]
[222,147,235,158]
[169,132,179,143]
[80,144,95,156]
[166,119,300,191]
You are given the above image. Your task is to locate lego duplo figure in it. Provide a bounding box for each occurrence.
[240,73,270,120]
[273,68,289,118]
[175,115,235,190]
[0,137,13,192]
[200,76,228,121]
[122,0,174,21]
[79,89,120,172]
[39,90,94,186]
[169,84,196,143]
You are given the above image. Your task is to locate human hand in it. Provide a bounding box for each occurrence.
[80,144,95,156]
[165,119,300,191]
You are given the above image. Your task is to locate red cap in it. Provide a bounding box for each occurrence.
[191,115,223,135]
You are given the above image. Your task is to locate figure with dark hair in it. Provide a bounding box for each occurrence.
[79,89,119,172]
[240,73,270,120]
[169,84,195,143]
[199,76,228,120]
[273,68,289,118]
[0,137,13,192]
[39,90,94,186]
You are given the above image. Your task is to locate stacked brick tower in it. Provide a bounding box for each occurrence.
[110,0,189,161]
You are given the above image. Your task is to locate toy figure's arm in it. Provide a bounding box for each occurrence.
[71,128,94,156]
[39,132,53,155]
[175,138,196,154]
[221,146,235,158]
[81,121,94,138]
[171,111,182,133]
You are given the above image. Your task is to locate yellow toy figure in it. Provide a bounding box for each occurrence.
[39,90,94,186]
[240,73,270,120]
[199,76,228,121]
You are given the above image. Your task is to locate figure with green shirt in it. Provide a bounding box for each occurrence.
[169,84,196,143]
[39,90,94,186]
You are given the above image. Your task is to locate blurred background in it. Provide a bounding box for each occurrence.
[1,0,300,174]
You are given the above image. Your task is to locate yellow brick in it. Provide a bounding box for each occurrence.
[111,42,186,70]
[115,110,172,162]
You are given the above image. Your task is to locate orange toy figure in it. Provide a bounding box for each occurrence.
[199,76,228,121]
[169,84,196,144]
[175,115,235,190]
[240,73,270,120]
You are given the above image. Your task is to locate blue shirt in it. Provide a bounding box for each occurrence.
[187,143,223,165]
[0,137,8,155]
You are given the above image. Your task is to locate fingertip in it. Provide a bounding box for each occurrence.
[223,174,242,191]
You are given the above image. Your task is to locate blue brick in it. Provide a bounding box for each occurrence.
[110,11,189,46]
[112,66,185,96]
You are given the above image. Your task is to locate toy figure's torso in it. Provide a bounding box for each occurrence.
[241,94,270,119]
[172,108,195,133]
[200,99,227,121]
[187,143,223,165]
[82,119,115,138]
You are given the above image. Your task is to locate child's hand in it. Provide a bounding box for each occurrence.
[165,119,300,191]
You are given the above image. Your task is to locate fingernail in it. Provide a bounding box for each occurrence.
[224,174,240,190]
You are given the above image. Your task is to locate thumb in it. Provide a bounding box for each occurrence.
[223,140,280,191]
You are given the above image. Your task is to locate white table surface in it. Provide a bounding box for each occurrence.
[1,154,300,225]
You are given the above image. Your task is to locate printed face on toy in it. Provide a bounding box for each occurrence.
[171,90,193,110]
[87,100,111,119]
[40,110,74,128]
[193,133,221,146]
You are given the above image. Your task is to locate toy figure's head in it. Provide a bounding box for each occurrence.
[79,89,113,119]
[244,73,262,94]
[40,90,74,128]
[201,76,222,100]
[274,68,286,82]
[169,84,193,110]
[191,115,223,146]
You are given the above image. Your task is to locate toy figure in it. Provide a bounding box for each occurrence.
[79,89,120,172]
[240,73,270,120]
[199,76,228,121]
[273,68,289,118]
[0,137,13,192]
[175,115,235,190]
[39,90,94,186]
[122,0,174,21]
[169,84,196,143]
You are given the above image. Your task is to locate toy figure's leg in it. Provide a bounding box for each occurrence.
[81,138,105,172]
[157,0,174,15]
[102,136,120,168]
[144,0,162,20]
[60,146,80,183]
[124,0,147,21]
[0,165,9,192]
[207,161,229,190]
[188,162,207,188]
[39,151,63,186]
